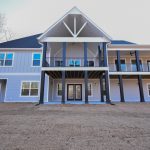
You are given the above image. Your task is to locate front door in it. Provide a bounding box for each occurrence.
[67,84,82,101]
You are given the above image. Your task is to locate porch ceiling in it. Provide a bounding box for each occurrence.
[46,71,104,79]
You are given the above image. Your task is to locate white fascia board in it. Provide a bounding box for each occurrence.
[0,48,42,51]
[109,72,150,75]
[41,67,109,71]
[41,37,109,43]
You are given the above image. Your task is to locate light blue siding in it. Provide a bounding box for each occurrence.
[0,51,41,73]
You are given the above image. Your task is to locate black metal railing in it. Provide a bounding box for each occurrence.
[109,63,150,72]
[45,57,105,67]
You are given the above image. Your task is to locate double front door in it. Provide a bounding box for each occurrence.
[67,84,82,101]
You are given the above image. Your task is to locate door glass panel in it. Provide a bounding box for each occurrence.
[68,85,74,100]
[75,85,81,100]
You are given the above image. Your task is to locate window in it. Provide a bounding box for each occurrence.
[115,59,126,71]
[131,60,142,71]
[88,83,92,96]
[87,60,94,67]
[147,61,150,71]
[0,53,13,66]
[32,53,41,66]
[68,59,81,67]
[55,60,63,67]
[57,83,62,96]
[21,81,39,96]
[148,84,150,96]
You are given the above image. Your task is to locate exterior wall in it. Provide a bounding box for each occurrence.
[49,79,101,102]
[110,79,150,102]
[0,50,42,73]
[0,74,49,102]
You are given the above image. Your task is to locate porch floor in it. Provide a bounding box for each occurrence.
[44,101,106,104]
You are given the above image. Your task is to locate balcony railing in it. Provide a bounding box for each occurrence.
[109,63,150,72]
[45,57,104,67]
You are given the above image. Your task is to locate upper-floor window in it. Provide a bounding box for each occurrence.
[115,59,126,71]
[131,59,142,71]
[21,81,39,96]
[32,53,41,67]
[87,60,94,67]
[0,53,13,67]
[55,60,63,67]
[68,59,81,67]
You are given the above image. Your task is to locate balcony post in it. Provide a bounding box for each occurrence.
[62,42,66,104]
[135,50,141,71]
[103,43,107,67]
[84,42,88,67]
[62,42,66,67]
[39,71,45,104]
[116,50,125,102]
[100,73,104,102]
[42,42,47,67]
[98,44,102,67]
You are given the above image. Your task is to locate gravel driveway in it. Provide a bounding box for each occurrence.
[0,103,150,150]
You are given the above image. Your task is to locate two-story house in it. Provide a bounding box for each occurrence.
[0,7,150,104]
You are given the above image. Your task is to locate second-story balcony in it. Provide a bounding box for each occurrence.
[45,57,105,67]
[109,63,150,72]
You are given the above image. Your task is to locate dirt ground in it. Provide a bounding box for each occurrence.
[0,103,150,150]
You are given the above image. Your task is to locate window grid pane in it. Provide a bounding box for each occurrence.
[33,53,41,66]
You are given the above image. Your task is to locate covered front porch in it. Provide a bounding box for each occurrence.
[40,70,111,104]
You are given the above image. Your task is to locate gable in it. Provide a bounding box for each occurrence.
[38,7,112,42]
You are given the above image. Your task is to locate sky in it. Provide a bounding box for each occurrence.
[0,0,150,44]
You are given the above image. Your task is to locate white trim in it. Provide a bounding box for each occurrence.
[109,72,150,75]
[20,81,40,97]
[31,52,42,67]
[76,22,87,37]
[0,52,14,67]
[63,21,75,37]
[42,67,109,71]
[0,73,40,76]
[147,83,150,97]
[41,37,109,43]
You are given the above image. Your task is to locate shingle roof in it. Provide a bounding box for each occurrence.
[111,40,135,45]
[0,34,42,48]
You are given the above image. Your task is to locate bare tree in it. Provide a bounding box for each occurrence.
[0,13,15,42]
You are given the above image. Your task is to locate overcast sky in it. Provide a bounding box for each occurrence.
[0,0,150,44]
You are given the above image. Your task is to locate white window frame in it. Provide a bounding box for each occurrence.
[0,52,14,67]
[32,53,41,67]
[147,83,150,97]
[56,83,62,97]
[130,59,143,72]
[88,83,93,97]
[20,81,40,97]
[114,58,127,71]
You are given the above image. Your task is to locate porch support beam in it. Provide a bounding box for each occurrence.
[103,43,107,67]
[84,71,88,104]
[98,44,102,67]
[116,50,125,102]
[84,42,88,67]
[100,73,104,102]
[105,71,111,103]
[39,71,45,104]
[135,50,145,102]
[62,71,65,104]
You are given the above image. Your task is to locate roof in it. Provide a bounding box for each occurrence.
[111,40,135,45]
[0,34,42,48]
